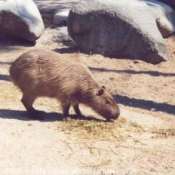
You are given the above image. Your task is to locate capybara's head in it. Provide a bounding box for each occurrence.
[91,86,120,121]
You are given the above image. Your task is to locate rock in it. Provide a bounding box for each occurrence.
[34,0,78,28]
[37,27,75,46]
[53,9,70,26]
[144,0,175,37]
[68,0,169,64]
[0,0,44,41]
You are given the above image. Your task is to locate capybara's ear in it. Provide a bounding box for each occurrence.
[96,88,104,96]
[102,86,106,89]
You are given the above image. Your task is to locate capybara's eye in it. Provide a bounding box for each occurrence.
[106,100,111,105]
[102,86,106,89]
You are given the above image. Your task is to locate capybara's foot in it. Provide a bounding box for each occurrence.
[62,116,72,121]
[74,114,86,120]
[28,109,46,120]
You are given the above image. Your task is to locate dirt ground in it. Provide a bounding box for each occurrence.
[0,27,175,175]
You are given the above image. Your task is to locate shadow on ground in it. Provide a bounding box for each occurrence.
[0,36,36,53]
[0,109,104,122]
[0,74,10,82]
[53,46,78,54]
[90,67,175,77]
[115,94,175,115]
[0,61,12,65]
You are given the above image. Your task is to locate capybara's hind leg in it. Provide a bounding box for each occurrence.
[21,93,45,120]
[61,101,71,121]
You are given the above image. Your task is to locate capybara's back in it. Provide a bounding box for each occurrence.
[10,49,83,96]
[10,49,120,121]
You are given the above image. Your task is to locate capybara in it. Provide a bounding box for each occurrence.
[10,49,120,121]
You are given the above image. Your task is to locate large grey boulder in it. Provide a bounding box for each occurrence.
[68,0,171,64]
[0,0,44,41]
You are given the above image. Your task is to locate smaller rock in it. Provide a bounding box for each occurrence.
[37,27,74,46]
[53,9,70,26]
[144,0,175,37]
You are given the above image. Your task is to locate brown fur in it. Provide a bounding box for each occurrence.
[10,49,120,121]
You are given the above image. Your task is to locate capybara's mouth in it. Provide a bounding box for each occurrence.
[105,114,120,122]
[109,120,114,122]
[106,118,115,122]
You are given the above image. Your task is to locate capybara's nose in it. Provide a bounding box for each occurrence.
[108,111,120,122]
[116,113,120,119]
[114,108,120,119]
[114,112,120,120]
[106,114,120,122]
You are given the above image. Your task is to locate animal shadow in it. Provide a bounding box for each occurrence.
[0,109,104,122]
[115,95,175,115]
[53,46,78,54]
[0,74,10,82]
[0,35,36,47]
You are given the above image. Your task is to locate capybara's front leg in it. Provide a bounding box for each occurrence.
[73,104,82,116]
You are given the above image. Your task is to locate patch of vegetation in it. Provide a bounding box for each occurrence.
[152,127,175,139]
[56,117,145,142]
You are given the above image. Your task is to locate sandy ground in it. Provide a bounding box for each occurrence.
[0,29,175,175]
